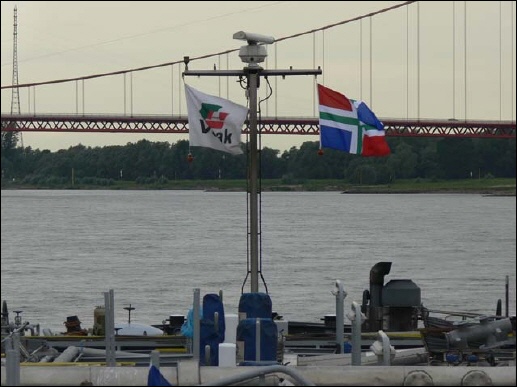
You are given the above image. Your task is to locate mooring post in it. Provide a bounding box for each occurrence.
[5,335,21,386]
[150,350,160,369]
[104,289,116,367]
[334,280,347,354]
[348,301,365,365]
[193,288,201,360]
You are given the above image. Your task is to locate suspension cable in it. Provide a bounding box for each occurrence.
[1,1,417,90]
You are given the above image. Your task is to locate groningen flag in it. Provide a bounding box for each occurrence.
[185,84,248,155]
[318,84,391,157]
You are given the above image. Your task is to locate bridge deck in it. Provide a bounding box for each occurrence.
[1,114,515,138]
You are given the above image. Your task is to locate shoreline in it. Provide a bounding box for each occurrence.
[1,186,515,196]
[2,178,515,196]
[339,188,516,196]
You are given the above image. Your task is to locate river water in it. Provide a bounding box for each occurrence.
[1,189,515,332]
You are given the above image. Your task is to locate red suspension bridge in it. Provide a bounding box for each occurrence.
[1,1,516,143]
[0,114,515,138]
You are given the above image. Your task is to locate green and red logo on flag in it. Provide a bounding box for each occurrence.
[199,103,229,131]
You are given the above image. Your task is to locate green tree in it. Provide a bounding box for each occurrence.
[436,138,476,179]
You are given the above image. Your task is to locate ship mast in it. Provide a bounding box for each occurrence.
[183,32,321,293]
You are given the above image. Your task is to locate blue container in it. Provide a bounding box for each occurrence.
[236,318,278,363]
[238,293,272,320]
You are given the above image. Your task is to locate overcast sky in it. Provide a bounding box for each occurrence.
[1,1,515,152]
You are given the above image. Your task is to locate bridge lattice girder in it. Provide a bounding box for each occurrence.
[1,114,515,138]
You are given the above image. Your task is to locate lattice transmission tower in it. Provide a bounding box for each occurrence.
[10,5,23,148]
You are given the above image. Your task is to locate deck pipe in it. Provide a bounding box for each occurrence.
[255,319,261,361]
[334,280,347,354]
[369,330,393,365]
[150,350,160,369]
[103,289,116,367]
[506,275,509,317]
[348,301,364,365]
[193,288,201,360]
[53,346,80,363]
[446,317,513,349]
[4,335,20,386]
[368,262,392,308]
[366,262,392,332]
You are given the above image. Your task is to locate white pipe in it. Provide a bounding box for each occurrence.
[349,301,363,365]
[255,319,261,361]
[53,346,80,363]
[77,347,149,358]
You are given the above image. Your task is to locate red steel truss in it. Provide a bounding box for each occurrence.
[1,114,515,138]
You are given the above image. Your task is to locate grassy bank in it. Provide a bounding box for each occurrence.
[2,177,515,195]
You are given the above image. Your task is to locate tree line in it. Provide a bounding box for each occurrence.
[1,133,515,187]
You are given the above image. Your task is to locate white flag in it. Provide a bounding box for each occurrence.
[185,84,248,155]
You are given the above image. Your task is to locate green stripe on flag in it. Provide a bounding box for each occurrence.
[320,112,360,126]
[356,125,364,153]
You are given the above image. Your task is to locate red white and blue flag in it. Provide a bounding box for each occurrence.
[317,84,390,157]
